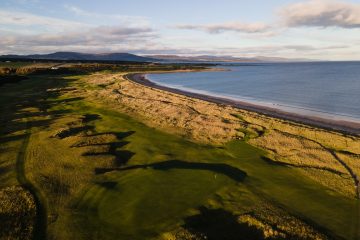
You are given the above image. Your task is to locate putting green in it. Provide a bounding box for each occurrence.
[75,167,239,239]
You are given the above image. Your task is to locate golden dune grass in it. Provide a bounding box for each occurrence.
[22,112,125,238]
[80,72,360,198]
[0,186,36,240]
[0,70,346,239]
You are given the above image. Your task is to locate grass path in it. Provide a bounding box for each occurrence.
[15,121,47,239]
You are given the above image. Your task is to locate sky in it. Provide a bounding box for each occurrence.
[1,0,360,60]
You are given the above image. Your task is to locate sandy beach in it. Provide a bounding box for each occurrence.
[128,73,360,136]
[88,70,359,200]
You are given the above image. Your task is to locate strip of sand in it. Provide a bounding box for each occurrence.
[86,70,360,199]
[128,73,360,136]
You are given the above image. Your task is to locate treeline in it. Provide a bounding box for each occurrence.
[0,62,209,75]
[0,62,210,85]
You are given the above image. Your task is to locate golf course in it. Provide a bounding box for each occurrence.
[1,63,360,240]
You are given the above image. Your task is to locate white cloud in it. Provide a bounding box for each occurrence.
[0,25,155,44]
[175,22,271,34]
[1,1,359,59]
[279,0,360,28]
[0,9,87,32]
[0,8,157,54]
[175,0,360,36]
[64,5,88,16]
[64,4,150,27]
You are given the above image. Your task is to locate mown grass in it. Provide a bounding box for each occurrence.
[49,91,359,239]
[1,71,359,240]
[95,71,360,201]
[0,75,68,239]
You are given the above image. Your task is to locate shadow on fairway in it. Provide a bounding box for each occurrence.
[95,160,247,182]
[183,206,264,240]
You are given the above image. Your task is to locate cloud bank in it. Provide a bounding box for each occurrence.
[176,22,270,34]
[1,0,359,59]
[0,25,156,54]
[64,4,150,27]
[0,9,87,32]
[0,8,157,54]
[176,0,360,36]
[280,0,360,28]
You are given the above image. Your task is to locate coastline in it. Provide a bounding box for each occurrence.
[89,70,360,199]
[126,73,360,136]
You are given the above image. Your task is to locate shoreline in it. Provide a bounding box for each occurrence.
[126,73,360,136]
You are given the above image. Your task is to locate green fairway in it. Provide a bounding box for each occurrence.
[1,72,359,240]
[75,167,237,239]
[56,97,358,240]
[226,141,359,240]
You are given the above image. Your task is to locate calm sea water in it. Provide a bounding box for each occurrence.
[148,62,360,122]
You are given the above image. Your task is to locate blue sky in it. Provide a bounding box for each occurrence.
[1,0,360,60]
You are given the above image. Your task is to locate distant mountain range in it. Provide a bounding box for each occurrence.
[0,52,156,62]
[0,52,314,63]
[147,54,313,62]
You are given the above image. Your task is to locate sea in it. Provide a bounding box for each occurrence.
[147,62,360,123]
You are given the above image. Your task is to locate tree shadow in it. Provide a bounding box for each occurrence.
[14,108,70,116]
[76,131,136,168]
[87,131,135,141]
[114,131,136,140]
[0,74,82,240]
[48,109,71,117]
[54,126,94,139]
[67,129,136,175]
[261,156,286,166]
[0,165,11,175]
[0,119,54,137]
[183,207,264,240]
[45,97,85,105]
[113,150,135,166]
[82,114,101,123]
[95,160,247,182]
[83,150,134,163]
[0,134,28,144]
[75,141,129,149]
[0,75,29,86]
[96,181,118,189]
[92,150,136,175]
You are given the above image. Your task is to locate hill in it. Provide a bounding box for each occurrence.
[0,52,157,62]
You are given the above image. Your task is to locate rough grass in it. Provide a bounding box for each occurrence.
[84,72,360,199]
[0,70,359,240]
[0,61,32,68]
[0,186,36,240]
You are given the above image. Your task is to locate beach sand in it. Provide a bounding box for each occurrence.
[85,71,360,199]
[129,73,360,136]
